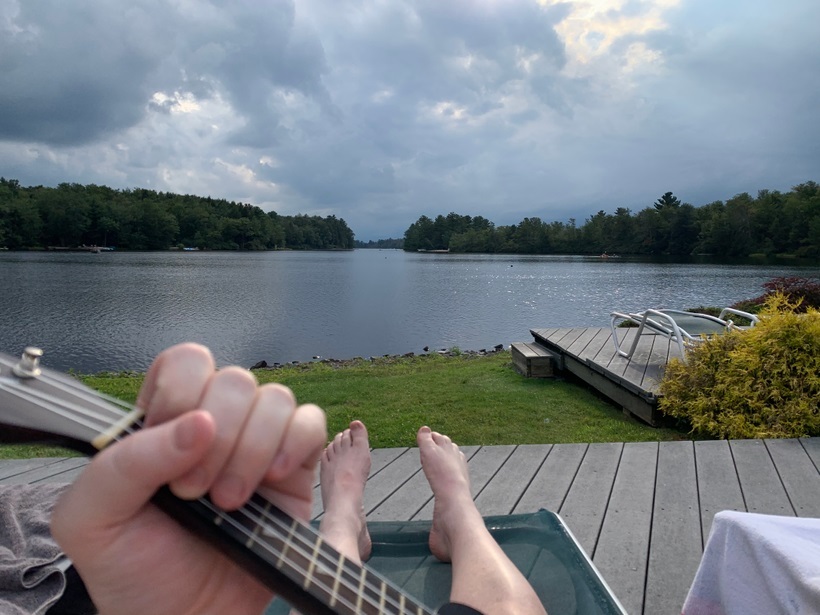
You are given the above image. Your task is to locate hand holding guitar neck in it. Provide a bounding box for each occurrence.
[6,343,328,615]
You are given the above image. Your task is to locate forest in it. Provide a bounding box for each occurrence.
[403,182,820,258]
[0,179,355,251]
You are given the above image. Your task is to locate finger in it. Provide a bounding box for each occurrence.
[52,411,215,539]
[266,403,327,485]
[138,343,216,427]
[169,366,258,499]
[259,405,327,520]
[209,383,297,510]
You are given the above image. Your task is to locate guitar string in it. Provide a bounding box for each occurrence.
[241,494,430,615]
[198,494,425,615]
[20,379,428,615]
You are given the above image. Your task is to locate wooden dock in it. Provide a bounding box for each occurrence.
[530,327,684,425]
[4,437,819,614]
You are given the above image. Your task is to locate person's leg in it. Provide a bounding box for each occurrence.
[317,420,372,564]
[418,427,547,615]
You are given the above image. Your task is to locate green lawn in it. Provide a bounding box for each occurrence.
[0,351,686,459]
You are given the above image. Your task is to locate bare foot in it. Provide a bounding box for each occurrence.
[417,426,483,563]
[319,420,372,562]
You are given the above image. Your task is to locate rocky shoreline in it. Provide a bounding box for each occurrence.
[249,344,508,371]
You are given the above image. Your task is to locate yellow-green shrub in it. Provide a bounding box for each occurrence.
[659,294,820,438]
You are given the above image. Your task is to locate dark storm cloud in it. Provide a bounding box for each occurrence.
[0,1,177,144]
[1,0,818,240]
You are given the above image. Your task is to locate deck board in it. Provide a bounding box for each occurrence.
[474,444,548,516]
[694,440,746,541]
[3,436,819,615]
[513,443,585,514]
[644,441,704,615]
[730,439,795,516]
[0,457,65,481]
[556,442,622,555]
[764,438,820,517]
[578,328,613,363]
[591,441,657,615]
[0,457,89,485]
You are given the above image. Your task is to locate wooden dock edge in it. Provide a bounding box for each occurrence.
[529,332,660,426]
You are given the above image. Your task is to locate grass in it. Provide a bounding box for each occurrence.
[0,351,685,459]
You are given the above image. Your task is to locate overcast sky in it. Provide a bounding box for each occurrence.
[1,0,818,240]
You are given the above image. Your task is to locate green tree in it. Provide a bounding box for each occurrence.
[654,191,681,210]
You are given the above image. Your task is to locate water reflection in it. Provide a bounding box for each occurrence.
[0,250,816,373]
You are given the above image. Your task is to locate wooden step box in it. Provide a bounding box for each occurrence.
[510,342,557,378]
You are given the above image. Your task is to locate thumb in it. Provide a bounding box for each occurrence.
[52,411,216,536]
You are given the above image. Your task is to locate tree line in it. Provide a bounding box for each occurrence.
[403,182,820,258]
[354,237,404,249]
[0,179,355,251]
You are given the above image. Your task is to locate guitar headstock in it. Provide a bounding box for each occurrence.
[0,347,141,455]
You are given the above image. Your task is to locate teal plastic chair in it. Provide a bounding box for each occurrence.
[266,509,626,615]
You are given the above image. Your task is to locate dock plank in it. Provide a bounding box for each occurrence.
[802,437,820,469]
[556,442,622,555]
[1,458,88,485]
[694,440,746,541]
[564,327,603,357]
[577,328,613,362]
[764,438,820,517]
[512,443,585,514]
[730,439,794,516]
[473,444,547,516]
[605,327,640,376]
[640,335,672,390]
[619,334,656,391]
[0,458,67,482]
[591,442,658,615]
[361,449,424,514]
[644,441,703,615]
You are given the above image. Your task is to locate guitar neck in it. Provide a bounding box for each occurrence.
[153,489,433,615]
[0,349,435,615]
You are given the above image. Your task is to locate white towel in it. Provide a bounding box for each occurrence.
[682,510,820,615]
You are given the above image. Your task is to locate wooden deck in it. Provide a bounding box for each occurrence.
[5,437,820,614]
[531,327,684,425]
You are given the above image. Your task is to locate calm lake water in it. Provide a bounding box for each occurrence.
[0,250,817,373]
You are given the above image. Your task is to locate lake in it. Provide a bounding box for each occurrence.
[0,250,816,373]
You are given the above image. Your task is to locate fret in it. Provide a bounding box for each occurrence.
[329,553,345,608]
[275,517,297,570]
[378,579,387,614]
[303,535,324,589]
[355,567,367,614]
[247,499,273,548]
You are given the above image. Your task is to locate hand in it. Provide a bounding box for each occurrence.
[51,343,327,615]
